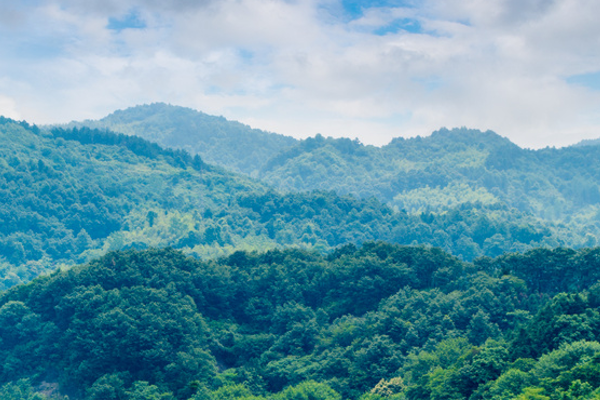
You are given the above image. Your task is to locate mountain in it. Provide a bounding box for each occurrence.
[0,116,587,289]
[573,137,600,147]
[64,103,298,177]
[3,109,600,400]
[258,128,600,221]
[253,128,600,253]
[71,106,600,236]
[2,244,600,399]
[0,117,264,287]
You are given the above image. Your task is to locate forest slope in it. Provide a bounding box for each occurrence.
[65,103,298,176]
[72,106,600,246]
[2,243,600,399]
[259,129,600,225]
[0,117,587,288]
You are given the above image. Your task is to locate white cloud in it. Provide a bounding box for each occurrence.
[0,95,21,120]
[1,0,600,147]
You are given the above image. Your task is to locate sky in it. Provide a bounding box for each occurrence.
[1,0,600,148]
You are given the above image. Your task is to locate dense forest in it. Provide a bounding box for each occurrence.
[259,131,600,226]
[1,116,585,289]
[72,104,600,247]
[64,103,298,176]
[3,107,600,399]
[2,243,600,399]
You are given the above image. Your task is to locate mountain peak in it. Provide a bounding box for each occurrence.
[431,127,515,145]
[387,127,519,152]
[69,103,298,176]
[102,102,210,123]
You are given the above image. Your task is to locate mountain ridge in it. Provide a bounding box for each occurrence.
[59,104,600,254]
[0,115,586,290]
[63,103,298,177]
[2,106,600,400]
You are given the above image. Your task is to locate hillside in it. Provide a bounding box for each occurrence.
[0,117,264,286]
[64,103,298,177]
[258,128,600,221]
[256,129,600,249]
[2,244,600,399]
[0,116,589,289]
[574,138,600,147]
[72,107,600,243]
[3,111,600,400]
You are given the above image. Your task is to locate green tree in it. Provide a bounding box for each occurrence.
[273,381,341,400]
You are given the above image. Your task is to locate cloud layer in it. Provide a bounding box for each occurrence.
[1,0,600,147]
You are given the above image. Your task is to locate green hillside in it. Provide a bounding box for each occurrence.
[2,244,600,399]
[255,129,600,250]
[0,117,273,287]
[3,110,600,400]
[261,129,515,203]
[65,103,298,177]
[259,128,600,222]
[0,116,589,289]
[72,106,600,246]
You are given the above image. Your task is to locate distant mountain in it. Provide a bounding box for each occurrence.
[72,107,600,233]
[0,117,583,289]
[258,127,523,202]
[65,103,298,176]
[4,107,599,400]
[257,128,600,229]
[573,137,600,147]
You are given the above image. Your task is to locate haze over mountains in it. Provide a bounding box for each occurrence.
[66,103,299,177]
[3,105,600,400]
[4,0,600,397]
[71,103,600,239]
[3,113,580,290]
[1,104,598,290]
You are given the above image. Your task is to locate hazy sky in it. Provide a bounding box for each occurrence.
[1,0,600,147]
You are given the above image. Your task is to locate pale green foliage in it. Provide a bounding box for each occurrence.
[514,387,550,400]
[126,381,174,400]
[203,384,263,400]
[273,380,341,400]
[370,377,405,397]
[393,183,498,213]
[0,379,63,400]
[534,341,600,379]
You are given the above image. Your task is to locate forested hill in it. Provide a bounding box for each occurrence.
[0,116,592,289]
[71,106,600,236]
[574,137,600,147]
[3,244,600,399]
[255,129,600,250]
[63,103,298,176]
[257,129,600,222]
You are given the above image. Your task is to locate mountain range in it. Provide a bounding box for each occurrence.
[71,104,600,223]
[2,105,600,400]
[66,103,298,177]
[68,104,600,246]
[1,110,595,289]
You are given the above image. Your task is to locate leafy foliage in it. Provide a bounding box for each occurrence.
[3,109,600,400]
[72,106,600,239]
[63,103,297,176]
[0,117,576,289]
[2,244,600,399]
[70,106,600,257]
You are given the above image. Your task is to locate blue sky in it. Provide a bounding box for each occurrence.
[107,9,146,32]
[567,71,600,92]
[1,0,600,148]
